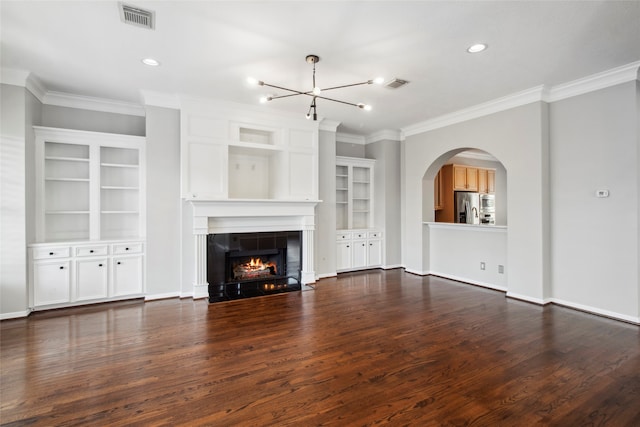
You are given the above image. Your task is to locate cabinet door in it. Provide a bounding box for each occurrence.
[33,261,71,306]
[336,241,352,271]
[453,166,467,190]
[367,239,382,267]
[352,240,367,268]
[76,258,108,301]
[183,141,227,199]
[487,170,496,194]
[478,169,488,194]
[112,256,143,296]
[466,167,479,191]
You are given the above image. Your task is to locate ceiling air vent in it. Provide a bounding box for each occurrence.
[119,3,155,30]
[385,78,409,89]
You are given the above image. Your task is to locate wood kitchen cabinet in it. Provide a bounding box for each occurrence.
[435,164,495,223]
[453,165,478,191]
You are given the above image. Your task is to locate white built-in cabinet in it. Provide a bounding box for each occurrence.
[180,103,319,201]
[29,127,145,310]
[335,156,383,272]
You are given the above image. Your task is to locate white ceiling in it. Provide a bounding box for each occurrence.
[2,1,640,135]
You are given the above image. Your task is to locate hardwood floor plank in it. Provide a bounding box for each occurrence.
[2,270,639,426]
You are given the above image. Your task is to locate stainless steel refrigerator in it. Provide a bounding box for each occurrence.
[455,191,480,224]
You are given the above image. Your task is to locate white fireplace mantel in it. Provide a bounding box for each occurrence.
[187,199,321,298]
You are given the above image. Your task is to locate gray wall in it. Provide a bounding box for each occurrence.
[336,141,365,158]
[549,81,639,318]
[145,106,181,297]
[365,139,402,267]
[0,84,28,317]
[315,129,337,277]
[42,105,145,136]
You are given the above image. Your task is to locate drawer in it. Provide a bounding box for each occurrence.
[33,246,71,260]
[353,232,367,239]
[336,232,352,240]
[368,231,383,239]
[112,242,143,255]
[76,245,109,257]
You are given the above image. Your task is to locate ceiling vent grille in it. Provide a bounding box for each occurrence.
[119,3,155,30]
[385,78,409,89]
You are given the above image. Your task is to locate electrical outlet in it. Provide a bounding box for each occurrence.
[498,265,504,274]
[480,262,486,270]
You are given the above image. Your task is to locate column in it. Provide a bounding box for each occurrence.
[193,233,208,299]
[300,228,316,286]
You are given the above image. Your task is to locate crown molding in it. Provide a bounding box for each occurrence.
[452,150,498,162]
[545,60,640,102]
[140,90,181,109]
[403,85,547,137]
[26,74,47,102]
[319,119,340,132]
[366,129,402,144]
[402,61,640,138]
[0,67,30,87]
[43,91,146,116]
[336,132,366,145]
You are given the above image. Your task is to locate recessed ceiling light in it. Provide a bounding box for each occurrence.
[142,58,160,66]
[467,44,487,53]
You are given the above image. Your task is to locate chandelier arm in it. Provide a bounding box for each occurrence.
[269,92,312,100]
[315,95,361,108]
[260,82,310,96]
[320,81,373,92]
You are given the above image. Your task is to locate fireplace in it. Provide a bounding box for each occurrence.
[208,231,302,302]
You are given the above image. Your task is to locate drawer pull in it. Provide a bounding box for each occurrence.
[49,252,54,256]
[117,261,122,265]
[90,250,94,253]
[59,266,64,270]
[346,245,350,248]
[125,247,129,251]
[98,264,103,267]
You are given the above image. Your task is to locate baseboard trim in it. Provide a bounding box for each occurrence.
[316,272,337,280]
[0,309,31,320]
[506,291,546,305]
[548,297,640,325]
[429,271,507,293]
[145,292,181,301]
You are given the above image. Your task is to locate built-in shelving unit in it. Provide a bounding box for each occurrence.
[336,156,375,230]
[31,126,146,311]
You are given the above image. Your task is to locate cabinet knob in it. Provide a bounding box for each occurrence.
[98,264,103,267]
[346,245,350,248]
[362,243,365,246]
[125,247,129,251]
[117,261,122,265]
[59,266,64,270]
[370,243,373,246]
[49,252,54,256]
[90,250,94,253]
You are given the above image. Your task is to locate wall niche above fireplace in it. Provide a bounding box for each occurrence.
[180,99,319,201]
[207,231,302,302]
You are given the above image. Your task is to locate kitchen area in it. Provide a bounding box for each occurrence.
[434,162,503,226]
[422,156,507,292]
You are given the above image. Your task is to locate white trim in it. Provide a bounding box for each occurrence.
[428,271,507,293]
[548,297,640,325]
[43,91,146,117]
[140,90,181,109]
[453,150,498,162]
[26,74,47,102]
[366,129,402,144]
[144,292,181,301]
[319,119,340,132]
[0,67,30,86]
[546,60,640,102]
[316,272,337,280]
[423,222,507,233]
[179,291,194,299]
[401,61,640,138]
[0,309,31,320]
[506,291,546,305]
[404,268,429,276]
[382,264,403,270]
[403,86,546,137]
[336,132,366,145]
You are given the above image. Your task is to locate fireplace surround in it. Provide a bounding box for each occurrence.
[208,231,301,302]
[186,199,319,299]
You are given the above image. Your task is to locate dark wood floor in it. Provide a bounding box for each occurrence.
[2,270,639,426]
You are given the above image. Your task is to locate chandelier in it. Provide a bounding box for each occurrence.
[248,55,384,121]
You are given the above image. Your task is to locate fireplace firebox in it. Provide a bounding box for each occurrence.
[207,231,302,302]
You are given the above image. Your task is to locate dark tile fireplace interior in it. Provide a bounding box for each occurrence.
[207,231,302,302]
